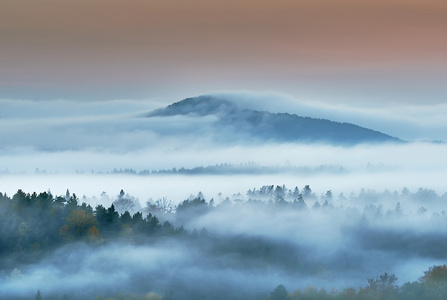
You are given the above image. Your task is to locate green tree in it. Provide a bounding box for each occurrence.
[120,211,132,225]
[359,272,398,300]
[399,281,425,300]
[270,284,288,300]
[12,189,31,212]
[145,213,160,233]
[95,205,108,228]
[107,204,120,224]
[420,265,447,284]
[35,191,53,210]
[302,185,312,198]
[418,265,447,299]
[35,290,42,300]
[176,197,209,225]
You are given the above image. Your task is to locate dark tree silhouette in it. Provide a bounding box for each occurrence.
[270,284,288,300]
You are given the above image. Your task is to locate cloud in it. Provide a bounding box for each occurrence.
[1,93,446,298]
[1,141,447,207]
[209,91,447,141]
[1,114,447,298]
[1,91,446,156]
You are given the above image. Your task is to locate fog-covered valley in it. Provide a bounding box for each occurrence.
[1,93,447,200]
[1,93,447,299]
[2,183,447,299]
[3,0,447,297]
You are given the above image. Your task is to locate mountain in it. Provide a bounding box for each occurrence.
[147,95,402,145]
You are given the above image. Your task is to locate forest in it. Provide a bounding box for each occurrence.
[1,185,447,300]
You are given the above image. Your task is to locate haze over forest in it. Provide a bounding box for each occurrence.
[1,0,447,299]
[1,93,446,201]
[1,93,447,299]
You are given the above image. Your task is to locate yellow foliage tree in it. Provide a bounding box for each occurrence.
[88,225,103,243]
[145,292,163,300]
[61,209,100,240]
[420,265,447,284]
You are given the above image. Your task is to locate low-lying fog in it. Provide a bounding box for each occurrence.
[0,142,446,205]
[2,180,447,299]
[1,92,447,299]
[1,92,445,205]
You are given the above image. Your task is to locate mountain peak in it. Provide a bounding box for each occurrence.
[147,95,402,145]
[148,95,236,117]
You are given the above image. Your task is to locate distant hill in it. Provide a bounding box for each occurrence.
[147,95,402,145]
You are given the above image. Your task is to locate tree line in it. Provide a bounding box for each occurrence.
[2,185,447,300]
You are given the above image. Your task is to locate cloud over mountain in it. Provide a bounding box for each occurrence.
[148,95,402,145]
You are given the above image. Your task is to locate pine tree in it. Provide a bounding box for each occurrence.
[35,290,42,300]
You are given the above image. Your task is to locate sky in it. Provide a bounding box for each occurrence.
[1,0,446,104]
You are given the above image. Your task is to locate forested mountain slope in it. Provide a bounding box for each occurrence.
[148,96,402,145]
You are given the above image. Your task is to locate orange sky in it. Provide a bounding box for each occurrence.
[1,0,446,103]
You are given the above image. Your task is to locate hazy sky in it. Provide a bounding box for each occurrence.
[1,0,446,104]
